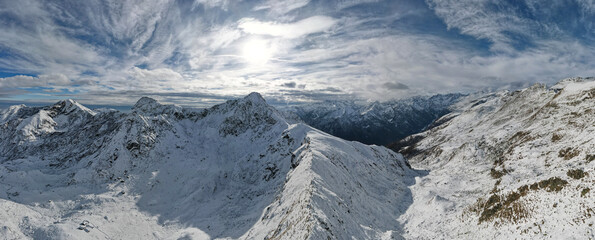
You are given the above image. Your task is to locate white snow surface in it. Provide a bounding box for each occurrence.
[398,77,595,239]
[0,93,417,239]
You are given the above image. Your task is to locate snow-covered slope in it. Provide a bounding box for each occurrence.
[393,77,595,239]
[291,94,463,145]
[0,93,417,239]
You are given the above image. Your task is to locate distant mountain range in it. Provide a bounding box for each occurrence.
[290,93,464,145]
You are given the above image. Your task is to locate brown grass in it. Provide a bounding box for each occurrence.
[490,168,507,179]
[545,102,559,108]
[470,177,568,225]
[536,177,568,192]
[558,147,580,160]
[551,133,562,142]
[566,169,587,180]
[581,188,590,197]
[474,191,529,224]
[510,131,534,145]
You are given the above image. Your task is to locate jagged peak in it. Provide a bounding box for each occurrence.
[7,104,26,111]
[1,104,27,123]
[524,82,547,91]
[52,99,96,116]
[243,92,267,105]
[55,99,76,105]
[211,92,274,115]
[59,99,80,109]
[133,97,183,116]
[209,92,291,136]
[557,76,592,83]
[551,76,595,90]
[134,97,160,109]
[214,92,279,117]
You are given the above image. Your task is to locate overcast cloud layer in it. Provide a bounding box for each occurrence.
[0,0,594,106]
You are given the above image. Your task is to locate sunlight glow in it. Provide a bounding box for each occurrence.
[242,38,274,65]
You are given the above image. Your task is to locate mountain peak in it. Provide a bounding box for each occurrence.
[1,104,27,124]
[52,99,96,116]
[133,96,184,117]
[134,97,159,108]
[551,76,595,90]
[243,92,266,104]
[133,97,162,112]
[53,98,75,107]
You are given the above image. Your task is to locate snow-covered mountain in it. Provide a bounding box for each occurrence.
[392,77,595,239]
[0,93,417,239]
[291,94,464,145]
[2,77,593,239]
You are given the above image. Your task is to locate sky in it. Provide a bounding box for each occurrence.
[0,0,594,107]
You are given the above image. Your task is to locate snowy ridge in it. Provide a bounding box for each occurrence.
[395,78,595,239]
[1,104,27,124]
[0,93,416,239]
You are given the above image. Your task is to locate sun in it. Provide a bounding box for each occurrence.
[242,38,274,65]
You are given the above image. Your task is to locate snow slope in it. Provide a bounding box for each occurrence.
[395,77,595,239]
[0,93,417,239]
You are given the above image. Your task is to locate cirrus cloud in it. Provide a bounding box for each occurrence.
[238,16,337,39]
[0,0,594,107]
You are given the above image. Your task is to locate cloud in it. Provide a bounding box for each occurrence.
[1,0,594,106]
[193,0,231,10]
[335,0,383,9]
[322,87,343,93]
[426,0,595,51]
[0,76,39,88]
[238,16,337,39]
[282,81,297,88]
[254,0,311,15]
[128,67,183,83]
[383,82,409,90]
[0,74,89,88]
